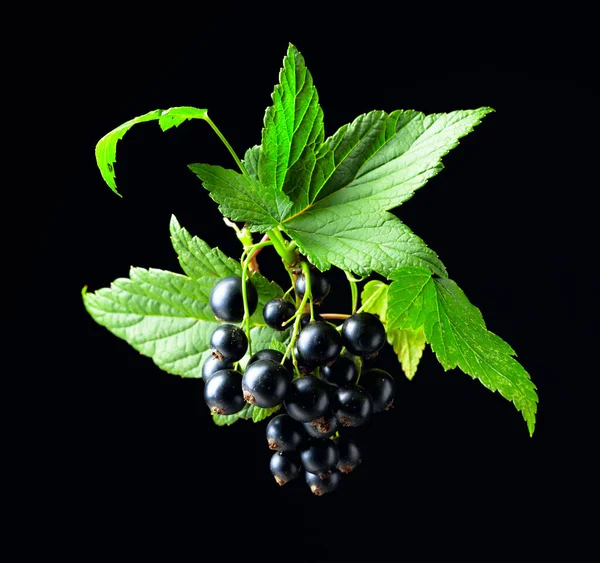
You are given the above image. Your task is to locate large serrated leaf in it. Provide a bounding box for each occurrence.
[282,107,493,278]
[387,267,538,435]
[82,272,219,379]
[259,42,324,211]
[283,208,446,277]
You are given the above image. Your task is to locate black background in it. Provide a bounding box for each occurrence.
[8,2,597,560]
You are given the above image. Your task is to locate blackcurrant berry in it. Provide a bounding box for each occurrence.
[359,368,396,412]
[242,359,291,408]
[283,375,330,422]
[305,469,342,496]
[320,354,358,387]
[270,451,301,486]
[263,298,297,331]
[266,413,307,452]
[210,324,248,362]
[341,312,386,358]
[300,438,339,478]
[300,312,323,329]
[203,369,245,415]
[209,275,258,323]
[247,348,293,373]
[293,343,317,374]
[296,321,342,367]
[303,411,339,439]
[202,356,233,383]
[333,435,362,474]
[295,269,330,305]
[332,385,373,427]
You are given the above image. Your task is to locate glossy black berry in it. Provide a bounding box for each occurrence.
[247,348,293,373]
[209,275,258,323]
[303,411,339,439]
[270,451,301,486]
[210,324,248,362]
[283,375,330,422]
[320,354,358,387]
[305,469,342,496]
[296,321,342,367]
[333,385,373,427]
[300,438,339,478]
[300,312,323,329]
[201,356,233,383]
[263,298,297,331]
[293,343,318,374]
[359,368,396,412]
[333,435,362,474]
[242,359,291,408]
[295,269,330,305]
[266,413,307,452]
[341,312,386,358]
[203,369,245,415]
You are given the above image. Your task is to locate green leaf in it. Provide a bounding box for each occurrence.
[169,215,240,280]
[212,403,253,426]
[387,327,426,380]
[360,280,389,320]
[188,163,293,233]
[243,145,261,180]
[312,108,494,208]
[169,215,283,325]
[387,267,538,435]
[252,405,281,423]
[268,337,290,355]
[82,270,219,379]
[360,279,425,379]
[283,209,446,277]
[258,43,324,211]
[95,106,208,195]
[212,404,281,426]
[239,326,289,370]
[282,107,493,278]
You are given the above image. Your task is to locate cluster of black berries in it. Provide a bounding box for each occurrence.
[202,269,396,495]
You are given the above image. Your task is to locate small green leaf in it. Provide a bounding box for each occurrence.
[169,215,240,280]
[252,405,281,423]
[212,404,253,426]
[239,326,288,370]
[360,280,389,320]
[387,267,538,435]
[242,145,261,180]
[360,279,425,379]
[188,163,293,233]
[95,106,208,195]
[211,403,281,426]
[387,327,426,380]
[268,338,290,355]
[259,43,324,211]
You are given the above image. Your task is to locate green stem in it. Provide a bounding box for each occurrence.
[346,272,358,314]
[267,227,296,266]
[282,263,312,378]
[301,261,315,321]
[241,256,253,356]
[205,115,247,176]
